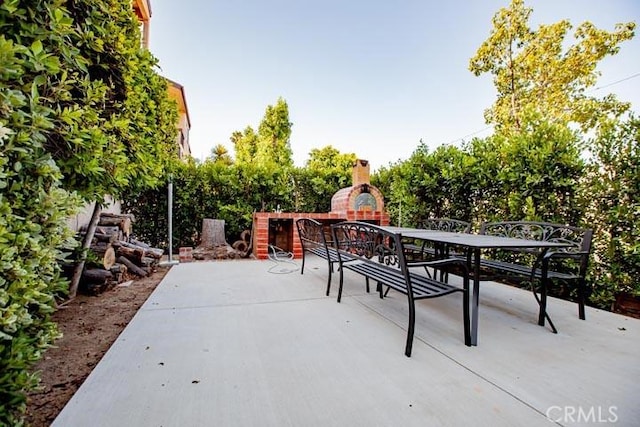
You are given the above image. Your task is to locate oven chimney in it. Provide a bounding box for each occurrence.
[353,159,370,186]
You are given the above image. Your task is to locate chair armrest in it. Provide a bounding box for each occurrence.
[542,251,589,262]
[407,257,469,273]
[540,250,590,279]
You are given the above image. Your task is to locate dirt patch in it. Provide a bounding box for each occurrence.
[24,266,170,427]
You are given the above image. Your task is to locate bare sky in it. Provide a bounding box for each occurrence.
[149,0,639,170]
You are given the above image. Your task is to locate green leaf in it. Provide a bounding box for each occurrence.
[31,39,43,55]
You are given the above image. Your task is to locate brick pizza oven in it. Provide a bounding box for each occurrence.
[252,159,390,259]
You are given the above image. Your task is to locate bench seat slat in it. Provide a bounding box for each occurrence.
[478,259,579,281]
[342,261,461,298]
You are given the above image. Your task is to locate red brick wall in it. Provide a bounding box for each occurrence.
[252,211,390,260]
[252,212,346,260]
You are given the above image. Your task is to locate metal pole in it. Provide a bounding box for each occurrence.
[160,174,179,266]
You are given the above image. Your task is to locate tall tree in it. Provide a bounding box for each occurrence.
[231,126,258,165]
[231,98,294,168]
[469,0,635,135]
[305,145,356,174]
[256,97,293,167]
[208,143,233,165]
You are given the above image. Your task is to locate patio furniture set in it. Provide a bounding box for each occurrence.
[296,218,593,356]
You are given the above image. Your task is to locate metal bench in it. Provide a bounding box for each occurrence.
[331,221,470,356]
[296,218,353,296]
[478,221,593,329]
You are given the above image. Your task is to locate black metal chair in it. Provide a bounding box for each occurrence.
[478,221,594,329]
[296,218,340,296]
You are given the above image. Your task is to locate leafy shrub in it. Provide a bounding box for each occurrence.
[0,0,178,423]
[0,123,78,424]
[583,115,640,308]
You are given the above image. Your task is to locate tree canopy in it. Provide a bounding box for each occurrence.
[233,97,293,168]
[469,0,635,135]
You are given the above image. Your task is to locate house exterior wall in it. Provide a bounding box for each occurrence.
[167,80,191,158]
[132,0,151,48]
[68,197,122,232]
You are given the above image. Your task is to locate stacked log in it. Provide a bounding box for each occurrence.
[231,229,253,258]
[80,212,164,295]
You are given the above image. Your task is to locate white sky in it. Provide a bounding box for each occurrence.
[149,0,640,170]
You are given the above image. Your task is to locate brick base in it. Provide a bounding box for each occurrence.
[252,211,390,260]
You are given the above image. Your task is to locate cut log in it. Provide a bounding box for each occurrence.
[98,216,125,226]
[82,268,113,284]
[115,245,144,263]
[116,256,148,277]
[232,240,248,253]
[98,213,133,238]
[89,246,116,270]
[94,231,118,244]
[144,247,164,259]
[117,241,164,259]
[140,256,156,267]
[129,238,150,249]
[96,225,121,235]
[101,212,136,223]
[110,263,127,283]
[200,219,226,248]
[90,241,110,251]
[110,263,127,274]
[95,226,123,242]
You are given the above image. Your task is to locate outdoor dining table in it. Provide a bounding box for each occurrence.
[382,226,572,346]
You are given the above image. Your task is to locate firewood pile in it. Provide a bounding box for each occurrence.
[80,213,164,295]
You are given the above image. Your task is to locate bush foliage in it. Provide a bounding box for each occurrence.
[0,0,178,423]
[374,113,638,309]
[122,159,352,251]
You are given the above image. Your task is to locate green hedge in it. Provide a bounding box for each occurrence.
[1,0,178,423]
[123,161,350,251]
[374,115,639,310]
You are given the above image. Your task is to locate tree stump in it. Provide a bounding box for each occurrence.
[200,219,226,248]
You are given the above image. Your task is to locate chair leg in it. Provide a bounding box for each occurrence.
[325,262,332,296]
[577,279,586,320]
[405,299,416,357]
[462,280,471,346]
[538,280,548,327]
[537,278,558,333]
[337,270,344,303]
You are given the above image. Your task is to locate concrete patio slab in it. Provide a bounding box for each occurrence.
[53,257,640,427]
